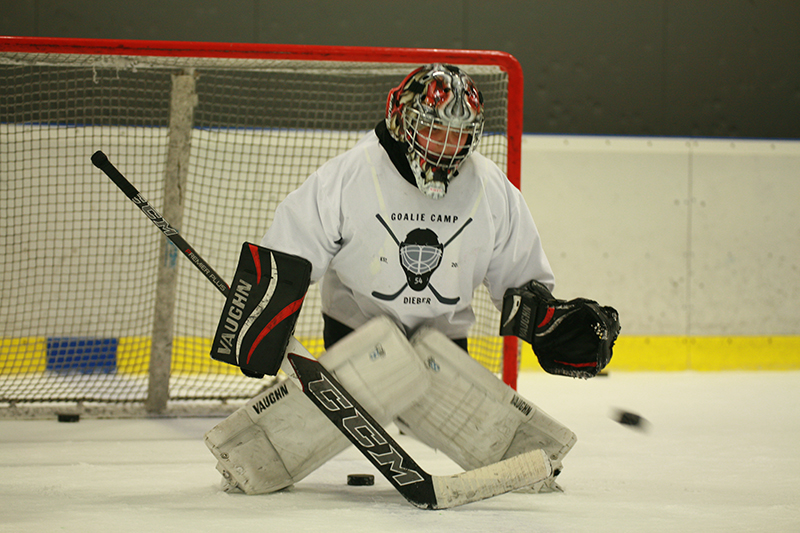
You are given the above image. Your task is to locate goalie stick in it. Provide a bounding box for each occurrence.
[91,151,552,509]
[287,351,551,509]
[90,151,231,298]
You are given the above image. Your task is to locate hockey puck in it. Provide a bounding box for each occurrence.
[612,409,648,430]
[57,413,80,423]
[347,474,375,486]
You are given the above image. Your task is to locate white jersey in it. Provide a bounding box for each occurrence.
[261,130,554,339]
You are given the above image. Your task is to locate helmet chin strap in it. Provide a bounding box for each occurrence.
[409,154,455,200]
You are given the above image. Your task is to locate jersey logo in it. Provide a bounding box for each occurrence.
[371,214,471,305]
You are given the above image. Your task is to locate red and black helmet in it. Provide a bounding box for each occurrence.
[386,64,484,199]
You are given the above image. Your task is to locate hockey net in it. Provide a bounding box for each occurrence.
[0,37,524,416]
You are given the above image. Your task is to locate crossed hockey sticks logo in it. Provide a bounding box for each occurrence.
[371,213,472,305]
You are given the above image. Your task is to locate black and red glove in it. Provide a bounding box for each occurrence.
[500,280,620,379]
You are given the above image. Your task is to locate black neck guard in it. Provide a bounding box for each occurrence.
[374,121,417,189]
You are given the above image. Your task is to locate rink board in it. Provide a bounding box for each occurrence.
[3,335,800,374]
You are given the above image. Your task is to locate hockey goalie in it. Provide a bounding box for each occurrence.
[204,248,618,497]
[205,63,620,497]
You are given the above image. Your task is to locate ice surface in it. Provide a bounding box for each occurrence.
[1,371,798,532]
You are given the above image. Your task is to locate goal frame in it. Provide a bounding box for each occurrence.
[0,35,523,390]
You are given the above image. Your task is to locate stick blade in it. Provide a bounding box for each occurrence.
[287,352,438,508]
[431,449,552,509]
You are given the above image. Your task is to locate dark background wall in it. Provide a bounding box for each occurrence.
[2,0,798,138]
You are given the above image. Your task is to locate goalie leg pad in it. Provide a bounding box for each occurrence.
[316,316,431,421]
[205,316,430,494]
[205,376,346,494]
[395,327,576,480]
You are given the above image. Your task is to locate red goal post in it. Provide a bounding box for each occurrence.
[0,36,524,413]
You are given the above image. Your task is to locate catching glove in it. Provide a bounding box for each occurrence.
[500,280,620,378]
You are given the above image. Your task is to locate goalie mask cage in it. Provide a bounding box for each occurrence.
[0,36,523,416]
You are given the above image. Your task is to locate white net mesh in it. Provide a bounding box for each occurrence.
[0,48,515,414]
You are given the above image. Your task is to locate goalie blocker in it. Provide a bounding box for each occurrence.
[500,280,620,379]
[211,243,311,377]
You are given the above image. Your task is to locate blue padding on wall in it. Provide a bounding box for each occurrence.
[46,337,118,374]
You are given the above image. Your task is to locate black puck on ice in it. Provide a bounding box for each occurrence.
[57,413,80,423]
[617,411,641,426]
[612,409,648,430]
[347,474,375,486]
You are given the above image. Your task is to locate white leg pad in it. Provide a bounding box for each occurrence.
[396,327,577,478]
[204,316,430,494]
[205,376,345,494]
[314,316,431,421]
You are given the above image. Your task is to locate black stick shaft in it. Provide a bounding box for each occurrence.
[91,150,230,298]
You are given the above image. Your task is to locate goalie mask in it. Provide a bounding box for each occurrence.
[386,64,484,200]
[399,228,444,291]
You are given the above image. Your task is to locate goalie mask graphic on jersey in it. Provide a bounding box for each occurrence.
[372,214,474,305]
[399,228,443,291]
[386,64,484,200]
